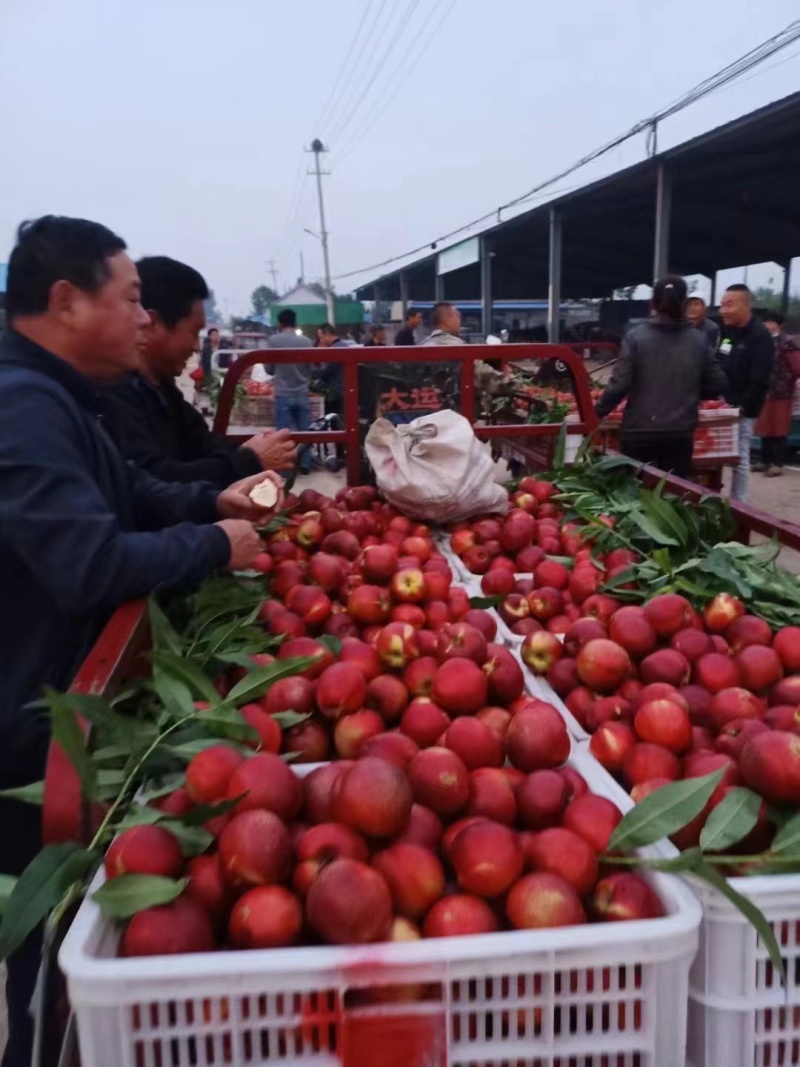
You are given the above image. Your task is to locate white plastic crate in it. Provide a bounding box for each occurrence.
[686,872,800,1067]
[434,534,473,583]
[60,750,700,1067]
[594,408,740,465]
[576,741,800,1067]
[512,647,590,743]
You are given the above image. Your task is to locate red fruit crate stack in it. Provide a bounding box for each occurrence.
[597,407,740,462]
[231,393,326,429]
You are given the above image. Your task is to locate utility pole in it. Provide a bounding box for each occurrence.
[267,260,280,294]
[309,138,335,325]
[299,251,305,285]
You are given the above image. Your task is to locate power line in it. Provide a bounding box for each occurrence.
[334,19,800,281]
[274,152,307,257]
[313,0,379,136]
[333,0,455,169]
[318,0,391,140]
[327,0,423,147]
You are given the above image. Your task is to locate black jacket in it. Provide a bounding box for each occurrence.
[102,372,261,486]
[716,317,774,419]
[596,317,729,435]
[0,332,229,782]
[394,325,416,346]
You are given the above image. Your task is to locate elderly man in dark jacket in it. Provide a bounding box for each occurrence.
[0,216,280,1066]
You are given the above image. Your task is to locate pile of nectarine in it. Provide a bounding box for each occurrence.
[114,737,663,956]
[527,590,800,846]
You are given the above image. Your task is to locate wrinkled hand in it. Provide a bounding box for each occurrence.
[216,520,266,571]
[216,470,284,521]
[244,429,297,471]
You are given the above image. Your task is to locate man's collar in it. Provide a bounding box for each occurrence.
[0,328,101,411]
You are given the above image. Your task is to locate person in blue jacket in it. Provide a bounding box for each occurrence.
[0,216,281,1067]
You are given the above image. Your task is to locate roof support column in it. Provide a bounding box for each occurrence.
[399,272,409,317]
[653,163,672,281]
[709,273,717,308]
[373,283,382,325]
[434,271,444,303]
[547,208,562,343]
[782,261,793,314]
[480,236,494,338]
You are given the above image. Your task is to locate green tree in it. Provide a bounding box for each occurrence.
[751,286,800,324]
[250,285,279,317]
[306,280,336,300]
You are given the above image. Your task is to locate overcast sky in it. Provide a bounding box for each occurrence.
[1,0,798,314]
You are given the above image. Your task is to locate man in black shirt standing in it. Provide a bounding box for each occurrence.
[717,283,774,503]
[103,257,296,486]
[394,307,422,346]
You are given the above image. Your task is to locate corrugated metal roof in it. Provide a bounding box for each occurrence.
[355,90,800,300]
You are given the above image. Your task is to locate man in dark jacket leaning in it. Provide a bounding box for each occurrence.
[717,283,774,503]
[0,216,281,1067]
[102,256,296,486]
[595,275,728,479]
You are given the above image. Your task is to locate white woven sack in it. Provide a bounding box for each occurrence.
[365,410,508,522]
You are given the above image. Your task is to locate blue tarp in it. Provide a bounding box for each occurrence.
[0,264,7,294]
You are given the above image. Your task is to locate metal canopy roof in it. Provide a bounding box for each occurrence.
[355,91,800,302]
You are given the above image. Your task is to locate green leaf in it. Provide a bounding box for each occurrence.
[650,547,673,573]
[700,788,762,853]
[116,807,162,830]
[636,846,704,873]
[200,705,260,745]
[199,611,263,664]
[552,422,567,471]
[469,595,501,609]
[49,695,97,802]
[138,775,187,803]
[164,824,213,856]
[601,568,639,593]
[627,507,680,547]
[0,844,97,961]
[151,669,196,721]
[151,652,220,706]
[318,635,343,656]
[115,808,215,856]
[0,875,17,917]
[225,657,316,705]
[638,486,689,547]
[165,738,249,761]
[770,812,800,856]
[697,548,753,600]
[46,692,145,749]
[693,859,785,984]
[272,710,311,729]
[148,599,184,656]
[608,769,725,852]
[0,781,45,805]
[92,875,187,920]
[215,650,262,667]
[605,847,705,873]
[675,576,721,599]
[173,795,245,827]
